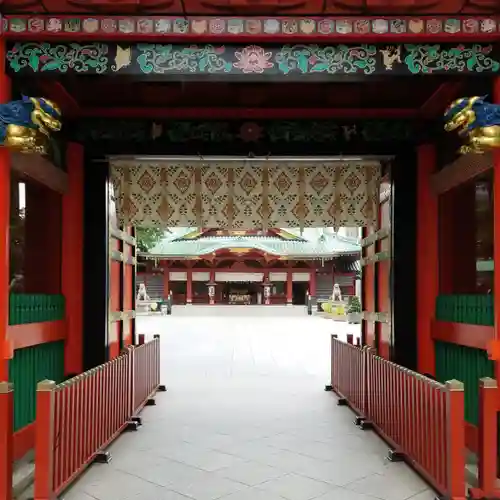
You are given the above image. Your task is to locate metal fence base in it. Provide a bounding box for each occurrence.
[387,449,405,462]
[93,451,112,464]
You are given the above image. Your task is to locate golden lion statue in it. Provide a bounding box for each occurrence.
[0,95,61,155]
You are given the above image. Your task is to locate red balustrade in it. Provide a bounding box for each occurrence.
[329,334,367,417]
[365,352,465,498]
[469,378,500,500]
[329,335,467,500]
[132,334,162,414]
[33,335,165,499]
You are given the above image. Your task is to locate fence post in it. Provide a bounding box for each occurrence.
[34,380,57,500]
[138,333,145,346]
[128,345,136,419]
[0,382,13,500]
[325,334,338,392]
[445,379,466,500]
[469,377,499,499]
[153,334,166,392]
[346,334,354,345]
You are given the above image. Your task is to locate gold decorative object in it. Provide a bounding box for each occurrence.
[444,96,500,154]
[0,96,61,154]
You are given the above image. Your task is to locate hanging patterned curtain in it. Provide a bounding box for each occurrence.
[110,159,380,229]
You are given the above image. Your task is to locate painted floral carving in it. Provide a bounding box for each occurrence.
[233,45,274,73]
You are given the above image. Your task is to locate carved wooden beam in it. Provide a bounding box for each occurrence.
[11,152,68,194]
[431,152,492,195]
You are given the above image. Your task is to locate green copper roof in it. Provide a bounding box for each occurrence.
[141,228,360,259]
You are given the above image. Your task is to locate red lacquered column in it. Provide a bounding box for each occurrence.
[493,78,500,384]
[286,269,292,305]
[63,143,84,376]
[416,144,438,376]
[0,39,10,380]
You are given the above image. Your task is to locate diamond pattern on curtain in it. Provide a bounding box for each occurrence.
[110,159,380,229]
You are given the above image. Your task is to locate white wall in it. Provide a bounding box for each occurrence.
[337,227,361,239]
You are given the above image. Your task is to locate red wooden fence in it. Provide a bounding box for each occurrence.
[329,334,367,418]
[328,335,467,500]
[33,335,165,499]
[469,377,500,500]
[133,334,161,414]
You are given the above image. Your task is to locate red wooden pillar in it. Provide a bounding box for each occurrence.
[309,269,316,297]
[62,143,84,375]
[0,40,10,379]
[263,269,270,305]
[186,268,193,305]
[492,78,500,384]
[209,269,215,305]
[24,185,61,294]
[286,269,293,305]
[416,143,438,376]
[163,265,169,299]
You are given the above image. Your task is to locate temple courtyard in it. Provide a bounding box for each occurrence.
[62,307,433,500]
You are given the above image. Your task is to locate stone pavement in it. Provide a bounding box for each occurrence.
[64,309,433,500]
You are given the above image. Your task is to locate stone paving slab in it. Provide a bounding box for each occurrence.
[63,312,432,500]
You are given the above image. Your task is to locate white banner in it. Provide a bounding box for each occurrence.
[269,272,287,281]
[192,272,210,281]
[292,273,310,282]
[215,272,264,282]
[169,272,187,281]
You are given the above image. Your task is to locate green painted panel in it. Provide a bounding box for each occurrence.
[435,341,494,425]
[9,341,65,431]
[435,294,493,326]
[9,294,65,325]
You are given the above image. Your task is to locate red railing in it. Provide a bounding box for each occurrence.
[365,351,465,498]
[470,377,500,500]
[33,335,165,499]
[329,334,367,417]
[132,334,161,414]
[329,335,466,500]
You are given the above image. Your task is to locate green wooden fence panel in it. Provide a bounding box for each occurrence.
[435,294,493,325]
[435,295,494,425]
[435,341,494,425]
[9,341,65,431]
[9,294,65,325]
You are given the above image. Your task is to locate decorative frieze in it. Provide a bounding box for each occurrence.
[4,15,499,40]
[7,42,500,78]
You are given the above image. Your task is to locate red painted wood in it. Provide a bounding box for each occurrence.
[493,77,500,387]
[80,107,418,119]
[362,226,376,349]
[416,144,437,375]
[0,39,10,380]
[7,321,66,353]
[123,226,134,347]
[109,236,121,360]
[62,143,84,375]
[431,320,493,351]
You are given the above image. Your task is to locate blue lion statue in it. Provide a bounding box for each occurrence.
[444,96,500,154]
[0,95,61,154]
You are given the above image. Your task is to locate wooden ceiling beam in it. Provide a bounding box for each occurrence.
[79,106,418,119]
[419,81,464,119]
[38,80,81,118]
